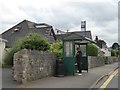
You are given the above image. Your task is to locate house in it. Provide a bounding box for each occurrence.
[0,35,7,64]
[54,29,66,35]
[56,31,92,41]
[2,20,56,48]
[94,36,111,56]
[95,36,107,49]
[100,48,111,56]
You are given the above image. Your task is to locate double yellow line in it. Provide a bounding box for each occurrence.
[100,69,118,89]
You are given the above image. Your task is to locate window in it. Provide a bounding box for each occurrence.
[14,26,21,32]
[35,24,48,28]
[64,41,73,57]
[80,45,87,56]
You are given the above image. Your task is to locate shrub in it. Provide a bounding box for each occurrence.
[102,56,108,64]
[50,40,63,58]
[87,43,98,56]
[111,50,116,56]
[4,39,23,65]
[111,49,120,57]
[116,50,120,57]
[4,33,50,65]
[21,33,50,51]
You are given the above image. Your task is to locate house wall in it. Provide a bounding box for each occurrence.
[0,39,6,64]
[104,50,111,56]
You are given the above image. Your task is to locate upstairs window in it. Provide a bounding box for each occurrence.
[35,24,48,28]
[14,26,21,32]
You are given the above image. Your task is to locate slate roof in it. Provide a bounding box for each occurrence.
[2,20,56,47]
[56,31,92,40]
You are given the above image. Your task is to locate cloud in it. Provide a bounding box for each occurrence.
[0,0,119,46]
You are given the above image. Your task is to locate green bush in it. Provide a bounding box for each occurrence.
[116,50,120,57]
[50,40,63,58]
[4,39,23,66]
[111,50,116,56]
[21,33,50,51]
[87,43,98,56]
[4,33,50,65]
[111,50,120,57]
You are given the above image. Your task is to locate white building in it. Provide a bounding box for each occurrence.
[92,43,111,56]
[100,48,111,56]
[0,38,7,64]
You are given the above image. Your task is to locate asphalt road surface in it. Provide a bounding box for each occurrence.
[1,62,118,88]
[0,68,2,90]
[106,72,119,88]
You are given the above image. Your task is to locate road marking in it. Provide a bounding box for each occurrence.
[100,69,118,89]
[89,67,119,89]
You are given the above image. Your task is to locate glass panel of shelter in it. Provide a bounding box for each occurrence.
[64,41,73,57]
[80,45,87,57]
[74,40,87,57]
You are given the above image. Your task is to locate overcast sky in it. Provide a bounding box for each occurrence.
[0,0,119,47]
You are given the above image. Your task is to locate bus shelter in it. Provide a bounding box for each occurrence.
[63,33,94,76]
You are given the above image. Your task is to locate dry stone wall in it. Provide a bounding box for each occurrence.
[88,56,105,68]
[104,57,118,64]
[13,49,56,84]
[88,56,118,68]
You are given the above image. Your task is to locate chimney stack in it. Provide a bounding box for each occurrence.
[95,36,99,43]
[81,21,86,31]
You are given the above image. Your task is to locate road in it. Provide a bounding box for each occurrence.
[0,62,118,89]
[106,73,119,88]
[99,68,119,89]
[0,67,2,90]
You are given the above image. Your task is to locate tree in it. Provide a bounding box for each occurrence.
[112,43,119,50]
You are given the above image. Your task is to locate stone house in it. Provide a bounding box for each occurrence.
[95,36,107,49]
[2,20,56,48]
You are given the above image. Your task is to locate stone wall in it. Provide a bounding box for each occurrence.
[13,49,57,84]
[88,56,118,69]
[105,57,118,64]
[88,56,105,68]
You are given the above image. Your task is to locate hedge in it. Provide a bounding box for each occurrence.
[87,43,98,56]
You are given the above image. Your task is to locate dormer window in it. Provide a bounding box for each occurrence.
[35,25,48,28]
[14,26,21,32]
[35,23,51,28]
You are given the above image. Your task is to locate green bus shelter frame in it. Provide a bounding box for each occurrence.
[62,33,95,76]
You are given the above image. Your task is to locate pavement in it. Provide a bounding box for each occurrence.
[1,62,118,88]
